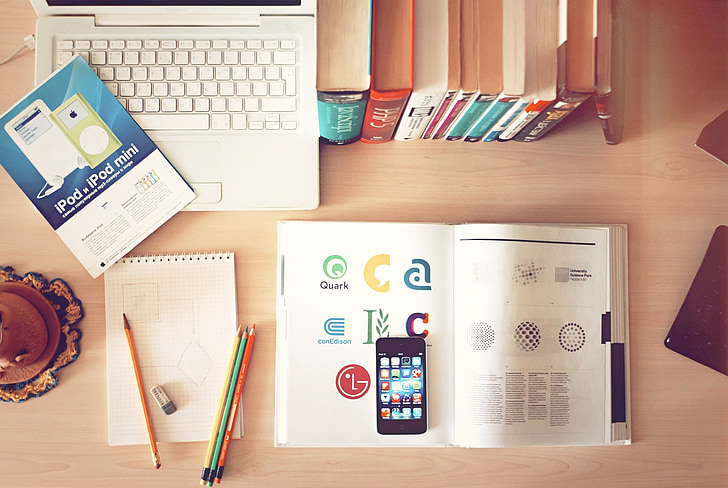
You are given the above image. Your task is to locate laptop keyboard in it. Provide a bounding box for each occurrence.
[55,38,299,132]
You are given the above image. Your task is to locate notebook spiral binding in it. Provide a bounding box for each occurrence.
[120,252,234,264]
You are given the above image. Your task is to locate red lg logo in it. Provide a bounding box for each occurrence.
[335,364,370,399]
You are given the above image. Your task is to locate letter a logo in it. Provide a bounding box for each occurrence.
[364,254,390,292]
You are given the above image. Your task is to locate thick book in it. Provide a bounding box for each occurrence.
[595,0,625,145]
[360,0,414,143]
[316,0,372,145]
[431,0,479,140]
[513,0,595,142]
[394,0,452,141]
[421,0,462,139]
[275,221,630,447]
[0,56,195,278]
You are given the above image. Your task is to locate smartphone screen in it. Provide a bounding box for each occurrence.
[375,337,427,435]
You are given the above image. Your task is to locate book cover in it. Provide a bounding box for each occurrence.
[394,0,452,141]
[0,56,195,278]
[361,0,415,143]
[316,0,372,145]
[275,221,630,448]
[446,0,504,141]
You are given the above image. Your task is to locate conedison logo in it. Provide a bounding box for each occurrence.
[323,255,347,279]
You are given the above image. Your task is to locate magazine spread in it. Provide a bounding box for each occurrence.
[275,221,630,448]
[0,56,195,278]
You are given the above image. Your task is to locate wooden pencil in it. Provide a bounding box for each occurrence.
[123,313,161,469]
[201,324,244,484]
[214,324,256,483]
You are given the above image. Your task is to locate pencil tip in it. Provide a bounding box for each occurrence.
[123,313,130,330]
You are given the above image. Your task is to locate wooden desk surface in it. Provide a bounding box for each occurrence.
[1,2,727,487]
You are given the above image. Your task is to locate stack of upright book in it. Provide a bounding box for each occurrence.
[316,0,625,145]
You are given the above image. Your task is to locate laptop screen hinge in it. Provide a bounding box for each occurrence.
[95,14,261,27]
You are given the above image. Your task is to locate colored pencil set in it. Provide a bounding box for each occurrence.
[200,324,257,485]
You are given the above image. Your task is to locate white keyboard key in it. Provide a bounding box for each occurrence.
[274,51,296,65]
[175,51,189,65]
[170,82,185,96]
[269,81,284,96]
[244,98,259,112]
[228,98,243,112]
[116,67,131,81]
[107,51,124,65]
[256,51,272,65]
[203,82,218,96]
[178,40,194,50]
[232,113,247,129]
[145,98,160,112]
[158,51,173,65]
[104,82,119,96]
[262,97,296,112]
[110,40,125,50]
[127,40,142,50]
[124,51,140,65]
[186,82,202,96]
[149,67,164,81]
[253,82,267,97]
[166,66,182,81]
[145,40,160,49]
[182,66,197,80]
[264,40,279,50]
[92,40,108,50]
[248,121,264,130]
[161,98,177,112]
[58,40,74,50]
[91,51,106,65]
[199,67,214,80]
[141,51,156,65]
[239,52,255,65]
[178,98,193,112]
[232,67,247,80]
[195,98,210,112]
[134,114,210,130]
[211,98,227,112]
[212,114,230,130]
[282,66,296,95]
[230,40,245,49]
[208,51,223,65]
[215,66,231,81]
[219,82,234,96]
[128,98,143,112]
[247,40,262,49]
[191,51,206,65]
[161,40,177,50]
[281,40,296,49]
[282,121,298,130]
[224,51,238,65]
[98,67,115,81]
[153,83,168,97]
[58,51,74,65]
[195,40,211,49]
[120,82,135,97]
[212,40,228,49]
[236,82,251,96]
[137,82,152,97]
[75,40,91,50]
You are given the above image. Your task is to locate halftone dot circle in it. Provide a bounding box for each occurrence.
[559,322,586,352]
[514,321,541,352]
[468,321,495,351]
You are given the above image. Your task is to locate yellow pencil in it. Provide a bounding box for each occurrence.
[123,313,161,469]
[201,324,244,484]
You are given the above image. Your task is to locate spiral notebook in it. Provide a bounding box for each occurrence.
[104,252,240,446]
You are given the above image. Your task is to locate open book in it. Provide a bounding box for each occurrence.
[275,221,630,447]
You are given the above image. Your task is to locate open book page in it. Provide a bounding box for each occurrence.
[451,224,611,447]
[276,221,454,446]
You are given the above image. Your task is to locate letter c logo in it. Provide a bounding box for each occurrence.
[364,254,390,292]
[406,313,429,338]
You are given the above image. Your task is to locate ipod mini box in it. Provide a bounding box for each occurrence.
[0,55,195,278]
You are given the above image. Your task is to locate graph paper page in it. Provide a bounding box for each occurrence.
[104,253,241,446]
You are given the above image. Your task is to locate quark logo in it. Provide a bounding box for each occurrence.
[323,254,347,279]
[364,254,390,292]
[404,259,432,291]
[335,364,370,399]
[324,317,345,336]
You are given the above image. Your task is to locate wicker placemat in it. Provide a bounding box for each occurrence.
[0,266,83,402]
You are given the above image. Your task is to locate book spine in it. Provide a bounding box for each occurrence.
[421,90,457,139]
[360,89,412,143]
[431,91,476,139]
[512,90,591,142]
[463,96,516,142]
[498,99,552,141]
[445,93,498,141]
[482,98,530,142]
[317,91,369,145]
[394,91,445,141]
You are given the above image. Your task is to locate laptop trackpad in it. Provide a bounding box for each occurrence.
[154,140,222,204]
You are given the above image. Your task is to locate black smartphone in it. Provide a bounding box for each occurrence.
[375,336,427,435]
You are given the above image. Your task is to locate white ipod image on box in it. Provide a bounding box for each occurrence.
[51,93,122,169]
[4,99,86,198]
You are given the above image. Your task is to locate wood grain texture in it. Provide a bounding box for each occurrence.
[1,1,727,487]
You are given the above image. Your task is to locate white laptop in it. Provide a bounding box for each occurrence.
[29,0,319,210]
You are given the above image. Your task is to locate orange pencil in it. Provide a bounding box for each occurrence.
[123,313,161,469]
[214,324,256,483]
